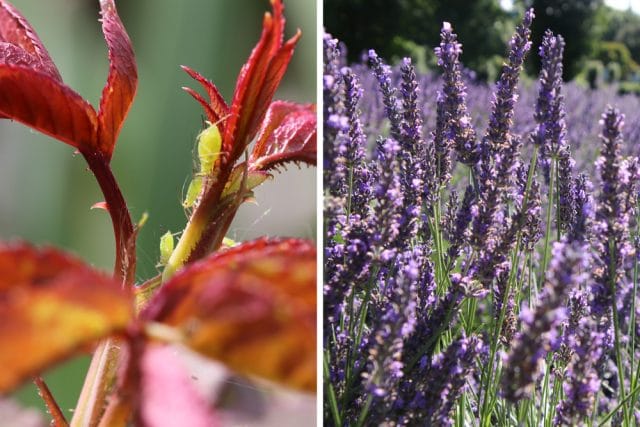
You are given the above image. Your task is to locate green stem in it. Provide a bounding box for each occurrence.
[161,207,210,281]
[355,395,373,427]
[598,383,640,426]
[479,147,538,424]
[609,238,629,423]
[540,157,556,276]
[628,205,640,413]
[549,371,564,426]
[340,265,379,418]
[72,339,124,427]
[323,350,342,426]
[540,355,551,424]
[432,201,447,292]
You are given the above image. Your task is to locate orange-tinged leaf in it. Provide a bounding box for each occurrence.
[0,0,61,80]
[0,65,97,150]
[0,243,133,393]
[250,101,316,171]
[142,238,316,392]
[97,0,137,160]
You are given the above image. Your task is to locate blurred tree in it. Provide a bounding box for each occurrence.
[594,41,640,80]
[324,0,509,77]
[600,6,640,66]
[520,0,604,80]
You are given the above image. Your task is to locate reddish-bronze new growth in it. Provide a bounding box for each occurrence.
[0,0,317,425]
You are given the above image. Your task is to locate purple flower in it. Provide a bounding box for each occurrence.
[342,68,373,217]
[435,21,479,166]
[445,185,475,266]
[555,318,603,425]
[369,51,424,242]
[591,107,637,319]
[481,8,534,160]
[369,138,404,261]
[400,58,430,221]
[368,49,402,141]
[557,144,576,234]
[421,334,484,425]
[569,174,594,242]
[533,30,569,181]
[502,241,588,401]
[323,33,348,196]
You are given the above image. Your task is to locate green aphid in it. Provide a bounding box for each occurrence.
[159,230,174,266]
[198,122,222,175]
[222,237,237,247]
[221,168,269,198]
[182,176,203,208]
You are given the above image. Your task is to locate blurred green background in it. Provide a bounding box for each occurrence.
[0,0,316,418]
[325,0,640,86]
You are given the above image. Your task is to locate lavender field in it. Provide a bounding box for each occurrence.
[324,8,640,426]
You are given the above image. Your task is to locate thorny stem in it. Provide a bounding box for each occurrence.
[34,376,68,427]
[162,156,247,282]
[82,151,136,286]
[96,328,145,427]
[73,150,136,427]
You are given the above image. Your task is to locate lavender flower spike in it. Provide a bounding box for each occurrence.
[422,334,484,426]
[482,8,534,158]
[557,144,576,234]
[555,319,603,426]
[323,33,348,197]
[568,174,594,242]
[534,30,570,189]
[368,49,402,141]
[435,21,478,166]
[342,68,373,218]
[502,240,588,401]
[534,30,567,154]
[591,106,636,319]
[369,52,423,242]
[400,58,430,225]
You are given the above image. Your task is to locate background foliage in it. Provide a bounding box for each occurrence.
[325,0,640,84]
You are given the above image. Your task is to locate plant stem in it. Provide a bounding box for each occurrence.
[73,151,136,427]
[598,383,640,426]
[72,339,124,427]
[609,238,629,423]
[540,157,556,276]
[162,160,247,281]
[629,217,640,412]
[161,205,211,281]
[479,146,538,424]
[324,350,342,426]
[82,151,136,286]
[34,376,68,427]
[355,394,373,427]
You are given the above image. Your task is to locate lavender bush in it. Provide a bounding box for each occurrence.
[324,9,640,426]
